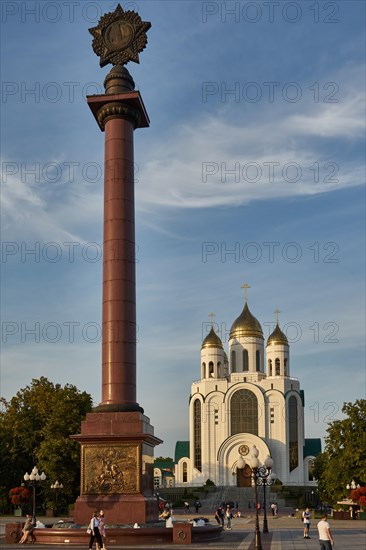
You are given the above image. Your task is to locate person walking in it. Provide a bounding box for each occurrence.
[88,510,103,550]
[184,501,190,513]
[215,505,224,527]
[317,513,334,549]
[98,510,107,550]
[225,504,233,530]
[302,507,311,538]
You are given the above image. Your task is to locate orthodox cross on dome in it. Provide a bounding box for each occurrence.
[208,312,216,327]
[241,283,251,302]
[274,308,281,323]
[89,4,151,67]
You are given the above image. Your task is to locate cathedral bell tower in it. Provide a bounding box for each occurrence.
[266,310,289,377]
[201,314,226,379]
[228,284,264,377]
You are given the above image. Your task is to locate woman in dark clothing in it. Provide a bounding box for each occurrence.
[88,510,103,550]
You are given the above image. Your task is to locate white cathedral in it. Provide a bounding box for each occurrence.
[173,291,320,488]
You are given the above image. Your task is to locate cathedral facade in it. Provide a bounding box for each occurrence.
[174,294,320,487]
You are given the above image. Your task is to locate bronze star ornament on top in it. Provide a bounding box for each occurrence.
[89,4,151,67]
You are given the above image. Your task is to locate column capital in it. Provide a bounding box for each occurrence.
[87,91,150,131]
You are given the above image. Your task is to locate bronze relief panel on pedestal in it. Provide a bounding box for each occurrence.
[82,444,140,494]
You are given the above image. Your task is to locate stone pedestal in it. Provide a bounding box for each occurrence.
[72,411,161,525]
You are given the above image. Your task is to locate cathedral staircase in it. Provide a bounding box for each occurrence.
[202,486,288,514]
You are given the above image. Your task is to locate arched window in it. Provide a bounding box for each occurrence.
[182,461,188,483]
[284,358,288,376]
[243,349,249,371]
[209,361,214,377]
[268,359,272,376]
[308,460,314,481]
[231,350,236,372]
[275,358,280,375]
[193,400,202,471]
[231,389,258,435]
[217,361,221,377]
[202,362,206,378]
[256,350,260,372]
[288,396,299,471]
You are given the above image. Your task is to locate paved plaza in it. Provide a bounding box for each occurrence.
[1,514,365,550]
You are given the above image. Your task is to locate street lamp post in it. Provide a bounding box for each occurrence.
[253,465,262,550]
[237,445,276,550]
[23,466,46,519]
[346,480,360,491]
[256,456,276,533]
[51,481,63,515]
[346,480,360,519]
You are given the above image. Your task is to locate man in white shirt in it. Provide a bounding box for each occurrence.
[302,507,311,538]
[317,513,334,549]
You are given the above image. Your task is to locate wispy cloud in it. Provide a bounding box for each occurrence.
[1,164,103,242]
[137,65,365,210]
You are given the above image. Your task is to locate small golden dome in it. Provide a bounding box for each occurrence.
[267,323,288,346]
[229,302,263,340]
[201,327,223,350]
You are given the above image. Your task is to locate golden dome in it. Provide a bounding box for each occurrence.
[229,302,263,340]
[267,323,288,346]
[201,327,223,350]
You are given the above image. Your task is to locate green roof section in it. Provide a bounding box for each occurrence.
[303,438,322,458]
[175,441,190,463]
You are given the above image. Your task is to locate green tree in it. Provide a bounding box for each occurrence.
[314,399,366,505]
[0,377,93,510]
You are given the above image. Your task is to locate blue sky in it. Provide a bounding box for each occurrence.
[1,0,365,457]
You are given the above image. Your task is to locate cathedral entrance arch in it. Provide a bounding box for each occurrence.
[217,434,271,486]
[237,464,252,487]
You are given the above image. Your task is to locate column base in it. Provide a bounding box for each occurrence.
[73,493,157,525]
[71,411,162,525]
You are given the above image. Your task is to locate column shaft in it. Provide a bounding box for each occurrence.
[101,116,136,405]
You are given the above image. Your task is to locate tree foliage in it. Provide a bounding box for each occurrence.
[0,377,93,509]
[314,399,366,505]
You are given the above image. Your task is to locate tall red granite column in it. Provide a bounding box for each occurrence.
[72,65,161,525]
[99,67,141,411]
[87,66,150,412]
